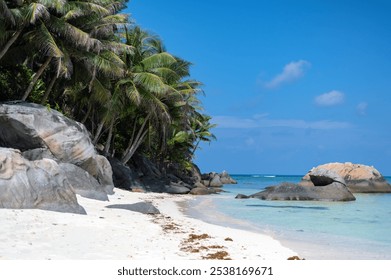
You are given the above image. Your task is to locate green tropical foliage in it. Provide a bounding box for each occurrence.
[0,0,215,173]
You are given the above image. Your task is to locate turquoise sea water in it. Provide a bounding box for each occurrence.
[187,175,391,260]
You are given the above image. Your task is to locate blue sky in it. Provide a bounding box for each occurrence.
[125,0,391,175]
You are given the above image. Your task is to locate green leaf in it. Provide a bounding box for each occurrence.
[141,52,177,70]
[29,23,63,58]
[24,3,49,24]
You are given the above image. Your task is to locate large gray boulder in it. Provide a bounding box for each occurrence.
[219,170,237,184]
[108,156,145,191]
[209,174,223,188]
[0,102,114,195]
[164,182,191,194]
[0,148,85,214]
[59,163,109,201]
[249,170,356,201]
[300,162,391,193]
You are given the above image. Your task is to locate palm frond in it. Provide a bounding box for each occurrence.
[48,16,103,52]
[133,72,169,95]
[29,23,63,58]
[102,40,134,55]
[171,57,192,77]
[89,77,111,104]
[68,1,111,17]
[141,52,177,70]
[0,0,15,26]
[24,3,50,24]
[57,44,73,78]
[149,67,180,83]
[89,14,128,37]
[141,90,171,121]
[37,0,67,14]
[91,50,125,78]
[115,78,141,105]
[104,1,127,14]
[63,7,84,21]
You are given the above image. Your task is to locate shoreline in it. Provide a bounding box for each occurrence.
[0,188,296,260]
[184,194,391,260]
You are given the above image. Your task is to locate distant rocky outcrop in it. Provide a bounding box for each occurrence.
[300,162,391,193]
[243,169,355,201]
[0,101,115,213]
[201,171,237,188]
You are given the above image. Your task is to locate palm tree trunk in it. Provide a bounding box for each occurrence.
[191,139,201,157]
[40,75,57,104]
[104,118,115,154]
[0,29,22,61]
[22,56,52,101]
[81,104,92,124]
[121,115,150,164]
[121,129,148,164]
[93,119,105,144]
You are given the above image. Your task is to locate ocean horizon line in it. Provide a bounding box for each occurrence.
[230,174,303,177]
[228,174,391,178]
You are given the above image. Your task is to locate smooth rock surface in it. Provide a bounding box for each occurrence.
[250,182,355,201]
[106,202,160,215]
[59,163,109,201]
[0,102,114,195]
[300,162,391,193]
[209,174,223,188]
[190,186,223,195]
[219,170,238,184]
[249,171,355,201]
[108,156,144,191]
[164,183,191,194]
[0,148,85,214]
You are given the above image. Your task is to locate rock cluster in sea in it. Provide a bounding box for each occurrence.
[237,162,390,202]
[300,162,391,193]
[190,171,237,195]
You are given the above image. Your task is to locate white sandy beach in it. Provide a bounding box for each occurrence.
[0,188,297,260]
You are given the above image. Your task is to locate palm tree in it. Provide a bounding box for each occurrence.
[93,26,179,163]
[1,1,216,175]
[22,0,128,101]
[0,0,129,102]
[0,0,51,61]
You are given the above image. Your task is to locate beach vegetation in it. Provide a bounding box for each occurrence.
[0,0,215,175]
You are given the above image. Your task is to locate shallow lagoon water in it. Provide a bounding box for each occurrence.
[187,175,391,259]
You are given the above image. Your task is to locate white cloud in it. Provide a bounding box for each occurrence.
[356,102,368,116]
[245,137,255,146]
[213,115,351,130]
[315,90,345,106]
[265,60,310,88]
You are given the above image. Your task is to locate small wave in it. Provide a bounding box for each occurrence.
[264,175,276,178]
[252,175,261,178]
[247,204,329,210]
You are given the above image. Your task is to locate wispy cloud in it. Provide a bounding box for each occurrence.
[356,102,368,116]
[213,115,351,130]
[264,60,310,88]
[315,90,345,106]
